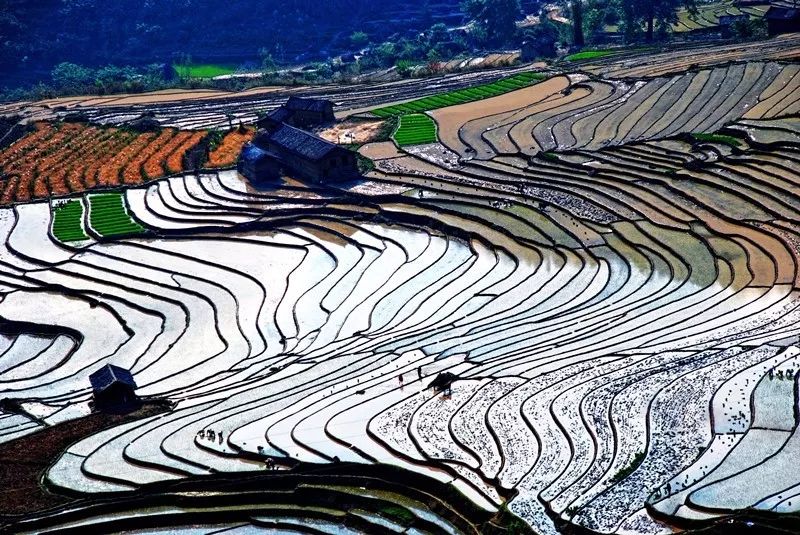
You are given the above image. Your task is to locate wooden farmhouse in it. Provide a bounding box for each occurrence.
[240,123,358,184]
[241,96,358,184]
[237,143,282,184]
[258,123,359,183]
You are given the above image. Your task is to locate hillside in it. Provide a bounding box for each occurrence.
[0,0,537,90]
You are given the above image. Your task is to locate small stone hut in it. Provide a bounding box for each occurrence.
[89,364,138,412]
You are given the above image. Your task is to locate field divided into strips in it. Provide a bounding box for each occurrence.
[51,199,89,242]
[393,114,438,146]
[87,193,145,238]
[585,35,800,79]
[372,72,547,117]
[207,127,255,167]
[430,61,800,159]
[0,123,252,205]
[5,39,800,535]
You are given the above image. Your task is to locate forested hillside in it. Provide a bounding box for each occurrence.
[0,0,488,89]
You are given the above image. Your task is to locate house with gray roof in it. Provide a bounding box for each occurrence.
[258,97,335,130]
[247,123,359,183]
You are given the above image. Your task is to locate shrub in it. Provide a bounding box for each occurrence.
[350,31,370,48]
[730,17,768,41]
[610,450,646,483]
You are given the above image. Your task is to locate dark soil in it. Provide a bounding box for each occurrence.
[0,400,172,518]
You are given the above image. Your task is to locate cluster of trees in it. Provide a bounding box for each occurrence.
[571,0,763,46]
[0,0,466,91]
[48,63,177,96]
[572,0,694,45]
[460,0,694,48]
[1,60,299,103]
[351,23,470,73]
[462,0,523,46]
[344,0,536,76]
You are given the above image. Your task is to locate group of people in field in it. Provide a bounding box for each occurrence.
[197,429,224,444]
[192,365,444,472]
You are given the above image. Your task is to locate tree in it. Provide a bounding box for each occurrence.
[314,62,334,79]
[581,0,620,43]
[259,48,277,75]
[571,0,585,46]
[461,0,522,46]
[373,42,398,67]
[427,23,449,46]
[618,0,694,42]
[350,31,369,49]
[51,62,95,92]
[395,59,414,78]
[174,53,193,79]
[521,20,561,58]
[160,62,178,82]
[618,0,640,42]
[426,48,444,74]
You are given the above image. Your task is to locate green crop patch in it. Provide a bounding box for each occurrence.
[564,50,617,62]
[87,193,146,238]
[393,114,438,146]
[173,63,238,78]
[373,72,547,117]
[51,200,89,243]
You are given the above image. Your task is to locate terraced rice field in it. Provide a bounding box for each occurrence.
[672,1,768,33]
[86,193,146,238]
[3,36,797,131]
[4,37,800,535]
[393,114,438,146]
[564,49,618,62]
[51,199,89,242]
[372,72,547,117]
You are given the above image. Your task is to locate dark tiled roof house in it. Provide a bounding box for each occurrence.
[242,97,358,184]
[258,97,335,130]
[89,364,139,411]
[250,123,359,183]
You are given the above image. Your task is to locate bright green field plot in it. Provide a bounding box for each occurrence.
[52,200,89,242]
[373,71,547,117]
[692,133,743,148]
[393,114,438,146]
[174,63,238,78]
[88,193,146,238]
[564,50,616,62]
